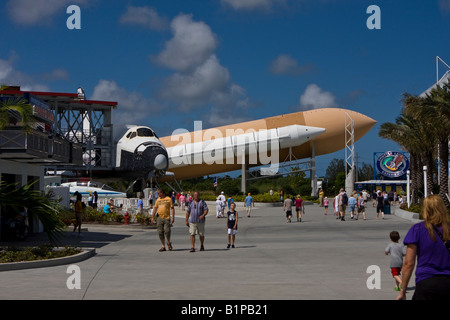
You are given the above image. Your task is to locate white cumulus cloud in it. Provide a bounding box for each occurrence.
[160,55,230,110]
[221,0,273,11]
[119,6,169,31]
[91,80,162,129]
[154,14,218,73]
[0,52,50,91]
[299,84,339,110]
[153,14,253,124]
[439,0,450,12]
[269,54,315,76]
[6,0,88,26]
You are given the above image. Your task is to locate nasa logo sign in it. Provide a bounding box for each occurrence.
[376,151,409,178]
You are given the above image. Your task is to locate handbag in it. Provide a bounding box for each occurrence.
[432,225,450,253]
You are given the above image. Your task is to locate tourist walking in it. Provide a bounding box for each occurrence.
[319,188,324,207]
[338,189,348,221]
[295,195,304,222]
[348,194,357,219]
[226,202,238,248]
[323,196,329,215]
[179,192,186,211]
[151,189,175,252]
[137,195,144,214]
[376,191,385,220]
[244,193,254,217]
[92,191,98,209]
[185,191,209,252]
[218,191,226,216]
[334,194,339,219]
[356,195,366,220]
[73,191,83,236]
[216,196,223,218]
[385,231,406,292]
[283,196,293,223]
[396,195,450,300]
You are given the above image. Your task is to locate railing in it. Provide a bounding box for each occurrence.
[0,129,82,164]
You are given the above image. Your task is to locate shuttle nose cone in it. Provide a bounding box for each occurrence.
[304,126,326,140]
[154,153,168,170]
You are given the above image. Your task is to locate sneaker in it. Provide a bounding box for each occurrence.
[232,245,235,248]
[227,244,231,249]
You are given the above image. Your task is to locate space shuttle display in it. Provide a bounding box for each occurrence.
[110,108,376,184]
[155,108,377,180]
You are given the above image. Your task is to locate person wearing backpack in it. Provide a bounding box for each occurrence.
[338,188,348,221]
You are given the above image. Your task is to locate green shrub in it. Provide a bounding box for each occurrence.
[0,245,82,263]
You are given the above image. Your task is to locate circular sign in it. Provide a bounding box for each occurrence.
[376,151,409,178]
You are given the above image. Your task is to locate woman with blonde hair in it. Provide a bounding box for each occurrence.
[396,195,450,300]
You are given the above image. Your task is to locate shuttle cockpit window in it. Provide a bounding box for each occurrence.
[137,128,157,138]
[129,131,137,139]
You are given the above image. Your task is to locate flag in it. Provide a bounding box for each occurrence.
[213,177,218,187]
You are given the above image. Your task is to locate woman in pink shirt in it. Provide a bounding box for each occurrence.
[179,193,186,211]
[295,195,304,222]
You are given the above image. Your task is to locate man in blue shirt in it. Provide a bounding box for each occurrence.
[348,194,357,219]
[244,193,254,218]
[137,195,144,213]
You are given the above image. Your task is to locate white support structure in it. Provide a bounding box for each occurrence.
[345,112,355,194]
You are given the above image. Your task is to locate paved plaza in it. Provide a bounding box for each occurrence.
[0,202,417,301]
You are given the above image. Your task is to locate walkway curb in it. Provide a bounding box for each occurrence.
[0,248,96,272]
[394,208,421,224]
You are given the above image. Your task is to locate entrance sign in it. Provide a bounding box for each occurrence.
[376,151,409,178]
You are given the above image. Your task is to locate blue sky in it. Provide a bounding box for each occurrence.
[1,0,449,177]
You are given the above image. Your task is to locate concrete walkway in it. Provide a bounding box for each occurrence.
[0,203,418,301]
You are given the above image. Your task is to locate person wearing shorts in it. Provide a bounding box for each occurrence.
[186,191,208,252]
[151,189,175,252]
[227,202,238,248]
[284,197,293,223]
[385,231,406,291]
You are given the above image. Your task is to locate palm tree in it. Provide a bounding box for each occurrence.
[1,93,65,244]
[0,181,65,245]
[379,112,425,204]
[0,96,35,132]
[420,82,450,206]
[402,94,439,198]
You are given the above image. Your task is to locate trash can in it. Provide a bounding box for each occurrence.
[384,204,391,215]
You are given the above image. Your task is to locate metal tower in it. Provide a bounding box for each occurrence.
[345,112,355,194]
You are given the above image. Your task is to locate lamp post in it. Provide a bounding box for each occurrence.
[406,170,410,208]
[423,166,428,198]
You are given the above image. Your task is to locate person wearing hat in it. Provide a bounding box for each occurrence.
[219,191,226,216]
[216,196,223,218]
